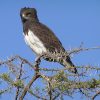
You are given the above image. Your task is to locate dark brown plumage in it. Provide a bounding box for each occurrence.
[20,7,77,73]
[24,21,64,52]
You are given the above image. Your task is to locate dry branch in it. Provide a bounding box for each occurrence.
[0,46,100,99]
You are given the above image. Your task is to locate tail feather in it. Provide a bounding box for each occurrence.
[65,61,78,74]
[44,54,78,74]
[61,57,78,74]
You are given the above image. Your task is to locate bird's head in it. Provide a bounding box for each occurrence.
[20,7,38,23]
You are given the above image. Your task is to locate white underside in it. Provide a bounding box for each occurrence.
[24,30,47,55]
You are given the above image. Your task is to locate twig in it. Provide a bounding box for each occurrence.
[15,61,24,100]
[40,65,100,72]
[68,46,100,55]
[48,82,52,100]
[0,55,33,69]
[53,92,60,100]
[92,91,100,100]
[0,57,16,65]
[15,55,33,68]
[15,88,20,100]
[28,89,47,100]
[19,73,40,100]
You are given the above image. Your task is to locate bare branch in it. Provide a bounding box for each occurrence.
[68,46,100,55]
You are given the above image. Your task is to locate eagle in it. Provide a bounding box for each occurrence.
[20,7,77,73]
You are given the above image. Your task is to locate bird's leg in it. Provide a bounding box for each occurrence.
[34,55,44,72]
[34,56,41,74]
[34,56,41,67]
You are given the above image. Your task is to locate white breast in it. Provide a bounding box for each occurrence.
[24,30,47,55]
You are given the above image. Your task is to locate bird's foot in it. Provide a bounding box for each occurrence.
[34,54,44,66]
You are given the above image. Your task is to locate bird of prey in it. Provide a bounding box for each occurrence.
[20,7,77,73]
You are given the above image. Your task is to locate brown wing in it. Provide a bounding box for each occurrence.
[28,21,65,52]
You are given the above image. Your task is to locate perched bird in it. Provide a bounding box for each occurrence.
[20,7,77,73]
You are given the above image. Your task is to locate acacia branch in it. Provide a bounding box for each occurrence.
[40,65,100,72]
[0,45,100,99]
[19,56,42,100]
[68,46,100,55]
